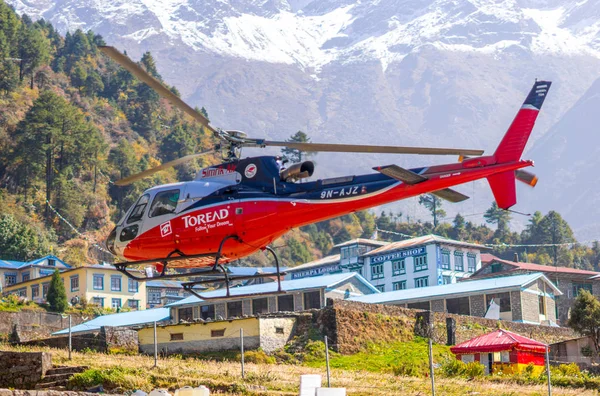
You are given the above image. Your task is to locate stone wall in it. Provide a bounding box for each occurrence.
[0,311,84,342]
[325,300,577,354]
[259,317,296,353]
[521,291,541,323]
[22,326,138,353]
[0,351,52,389]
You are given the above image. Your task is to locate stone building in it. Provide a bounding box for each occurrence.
[350,273,561,325]
[471,254,600,325]
[167,272,378,323]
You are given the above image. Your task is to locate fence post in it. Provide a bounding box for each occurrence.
[240,328,245,379]
[324,335,331,387]
[546,345,552,396]
[428,319,435,396]
[68,315,72,360]
[153,321,158,368]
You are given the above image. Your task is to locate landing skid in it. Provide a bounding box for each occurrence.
[114,235,286,300]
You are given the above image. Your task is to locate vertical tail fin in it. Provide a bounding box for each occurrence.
[494,81,551,163]
[488,80,551,209]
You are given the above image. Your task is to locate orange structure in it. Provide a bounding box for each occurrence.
[450,329,547,375]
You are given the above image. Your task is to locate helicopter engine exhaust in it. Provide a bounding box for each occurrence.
[280,161,315,182]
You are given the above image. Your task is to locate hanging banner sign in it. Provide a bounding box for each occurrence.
[370,247,426,264]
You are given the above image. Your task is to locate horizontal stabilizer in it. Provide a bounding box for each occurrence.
[374,165,428,184]
[432,188,470,203]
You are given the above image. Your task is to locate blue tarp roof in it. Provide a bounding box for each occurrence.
[52,308,170,335]
[167,272,379,307]
[349,273,562,305]
[0,255,70,270]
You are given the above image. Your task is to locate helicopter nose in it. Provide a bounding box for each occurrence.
[106,227,117,256]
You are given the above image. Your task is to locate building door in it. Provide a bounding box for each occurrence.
[480,353,491,374]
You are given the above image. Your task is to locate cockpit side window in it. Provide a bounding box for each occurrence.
[127,194,150,224]
[149,189,180,218]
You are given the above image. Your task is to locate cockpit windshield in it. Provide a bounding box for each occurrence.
[127,194,150,224]
[149,189,180,217]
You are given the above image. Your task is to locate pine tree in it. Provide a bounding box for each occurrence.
[46,269,68,313]
[569,290,600,354]
[418,194,445,228]
[282,131,313,163]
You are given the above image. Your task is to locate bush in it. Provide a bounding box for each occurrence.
[439,359,484,379]
[68,367,144,391]
[244,349,276,364]
[553,363,582,377]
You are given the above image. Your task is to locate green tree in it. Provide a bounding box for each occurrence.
[521,211,575,265]
[484,201,512,231]
[0,214,54,261]
[568,290,600,354]
[451,213,466,240]
[419,194,445,228]
[18,25,51,88]
[282,131,313,163]
[46,269,68,312]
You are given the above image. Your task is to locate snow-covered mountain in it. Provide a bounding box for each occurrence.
[7,0,600,235]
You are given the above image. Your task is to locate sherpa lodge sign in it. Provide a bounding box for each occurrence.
[370,247,426,264]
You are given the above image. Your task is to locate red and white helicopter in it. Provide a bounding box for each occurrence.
[100,46,548,299]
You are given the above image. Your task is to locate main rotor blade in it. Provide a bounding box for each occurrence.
[262,141,484,156]
[99,46,216,134]
[114,149,215,186]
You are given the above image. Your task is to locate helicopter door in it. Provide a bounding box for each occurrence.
[137,188,182,259]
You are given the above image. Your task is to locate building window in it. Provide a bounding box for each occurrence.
[31,285,39,298]
[275,327,284,334]
[128,300,139,310]
[17,288,26,297]
[375,285,385,292]
[407,301,430,310]
[170,333,184,341]
[573,283,593,297]
[211,329,225,337]
[93,274,104,290]
[165,289,179,296]
[467,254,477,273]
[5,274,16,286]
[446,297,470,315]
[42,283,49,298]
[179,307,194,321]
[227,301,243,317]
[111,298,121,309]
[253,298,269,314]
[392,259,405,276]
[22,272,30,282]
[393,281,406,291]
[128,279,138,293]
[278,294,294,312]
[303,291,321,309]
[415,277,429,288]
[442,276,452,285]
[441,250,450,270]
[414,255,428,272]
[148,291,162,304]
[491,263,502,273]
[454,252,464,271]
[371,263,384,280]
[111,276,122,292]
[70,276,79,292]
[486,293,511,312]
[92,297,104,307]
[539,295,546,316]
[200,305,215,320]
[341,247,348,259]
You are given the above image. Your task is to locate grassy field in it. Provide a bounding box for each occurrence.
[1,343,598,396]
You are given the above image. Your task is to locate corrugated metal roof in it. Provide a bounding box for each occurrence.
[349,273,561,305]
[287,254,340,272]
[167,272,379,307]
[478,256,599,276]
[451,329,547,354]
[0,255,70,269]
[225,266,288,276]
[52,308,170,335]
[363,235,487,257]
[333,239,389,249]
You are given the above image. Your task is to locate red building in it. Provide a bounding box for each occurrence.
[450,329,547,375]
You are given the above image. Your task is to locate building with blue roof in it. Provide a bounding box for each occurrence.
[52,307,170,335]
[167,272,379,323]
[0,255,70,289]
[350,272,562,325]
[146,280,207,309]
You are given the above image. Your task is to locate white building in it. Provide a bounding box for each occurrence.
[360,235,486,292]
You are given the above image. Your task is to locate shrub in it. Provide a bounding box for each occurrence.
[439,359,484,379]
[244,349,276,364]
[68,367,144,390]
